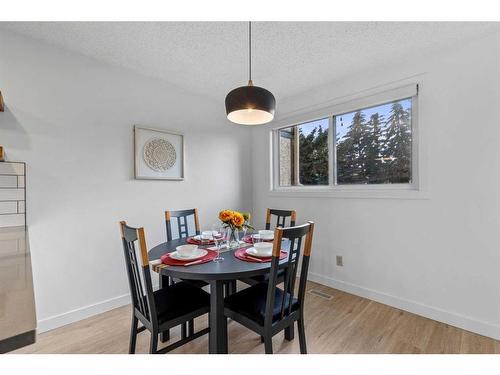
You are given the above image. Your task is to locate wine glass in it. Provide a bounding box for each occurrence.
[211,224,225,262]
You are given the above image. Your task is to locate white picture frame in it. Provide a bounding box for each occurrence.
[134,126,185,180]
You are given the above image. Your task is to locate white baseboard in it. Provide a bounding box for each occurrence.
[37,275,500,341]
[37,294,131,333]
[308,272,500,340]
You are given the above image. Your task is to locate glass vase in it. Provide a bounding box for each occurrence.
[226,228,240,250]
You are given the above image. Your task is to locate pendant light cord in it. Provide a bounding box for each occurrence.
[248,21,252,85]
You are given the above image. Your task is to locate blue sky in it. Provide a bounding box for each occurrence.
[298,118,329,137]
[298,98,411,141]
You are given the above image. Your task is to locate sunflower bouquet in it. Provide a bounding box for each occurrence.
[218,210,253,249]
[218,210,253,231]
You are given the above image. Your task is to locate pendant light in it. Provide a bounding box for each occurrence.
[225,22,276,125]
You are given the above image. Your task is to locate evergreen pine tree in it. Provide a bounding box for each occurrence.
[364,113,385,183]
[336,131,352,184]
[337,111,366,184]
[384,102,411,183]
[298,125,329,185]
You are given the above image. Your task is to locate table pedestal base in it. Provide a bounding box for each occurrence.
[208,280,228,354]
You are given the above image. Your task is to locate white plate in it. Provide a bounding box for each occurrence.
[169,249,208,261]
[245,247,272,258]
[252,234,274,241]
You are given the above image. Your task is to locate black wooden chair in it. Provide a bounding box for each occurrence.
[165,208,201,242]
[164,209,206,283]
[119,221,210,354]
[224,222,314,354]
[265,208,296,230]
[164,208,208,290]
[240,208,297,286]
[163,209,210,340]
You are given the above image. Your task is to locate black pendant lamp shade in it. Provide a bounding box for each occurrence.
[225,22,276,125]
[225,80,276,125]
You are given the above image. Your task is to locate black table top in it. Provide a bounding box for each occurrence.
[148,237,288,281]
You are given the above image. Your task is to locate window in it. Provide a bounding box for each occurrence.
[278,118,329,186]
[274,86,417,191]
[336,98,412,185]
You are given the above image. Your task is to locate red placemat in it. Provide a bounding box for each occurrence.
[186,237,215,245]
[161,249,217,266]
[234,248,288,263]
[242,235,273,244]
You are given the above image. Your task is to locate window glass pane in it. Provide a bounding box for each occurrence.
[279,127,294,187]
[335,98,412,185]
[278,118,329,186]
[298,119,329,185]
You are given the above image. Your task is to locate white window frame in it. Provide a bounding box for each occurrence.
[270,83,427,199]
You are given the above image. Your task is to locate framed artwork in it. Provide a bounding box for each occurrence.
[134,126,185,180]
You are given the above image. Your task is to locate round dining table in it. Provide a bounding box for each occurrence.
[148,237,283,354]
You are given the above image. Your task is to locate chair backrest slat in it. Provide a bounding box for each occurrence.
[264,222,314,327]
[286,236,302,315]
[128,240,148,317]
[265,208,297,230]
[119,221,157,325]
[165,208,201,241]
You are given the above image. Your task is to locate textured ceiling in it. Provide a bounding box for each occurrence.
[1,22,499,102]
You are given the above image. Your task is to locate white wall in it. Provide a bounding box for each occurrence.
[251,33,500,339]
[0,30,253,331]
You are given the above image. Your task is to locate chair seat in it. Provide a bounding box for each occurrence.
[152,282,210,324]
[224,282,299,326]
[246,268,285,284]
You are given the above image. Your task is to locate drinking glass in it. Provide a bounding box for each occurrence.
[200,230,211,247]
[211,224,225,262]
[242,227,248,243]
[251,233,262,248]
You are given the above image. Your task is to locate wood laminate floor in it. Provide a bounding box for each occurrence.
[14,281,500,354]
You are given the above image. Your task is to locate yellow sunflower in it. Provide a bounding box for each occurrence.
[219,210,234,223]
[231,212,245,228]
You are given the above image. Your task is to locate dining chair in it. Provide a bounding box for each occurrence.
[163,208,209,341]
[165,208,201,241]
[240,208,297,286]
[224,221,314,354]
[164,208,207,289]
[119,221,210,354]
[265,208,297,230]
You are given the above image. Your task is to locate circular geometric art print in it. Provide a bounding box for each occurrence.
[143,137,177,172]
